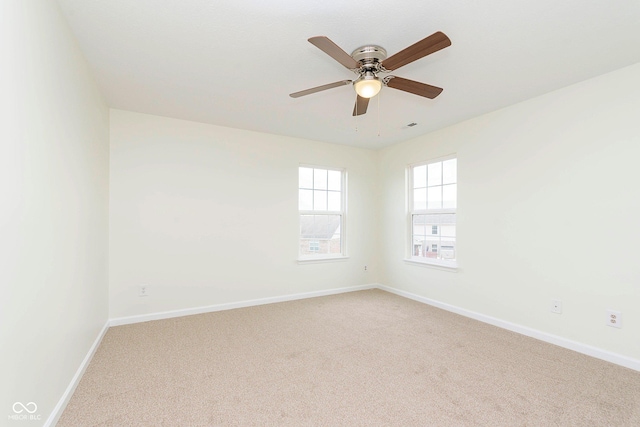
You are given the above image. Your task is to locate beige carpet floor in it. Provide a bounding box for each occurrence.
[58,289,640,426]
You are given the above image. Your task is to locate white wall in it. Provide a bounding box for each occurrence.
[0,0,110,423]
[109,110,378,318]
[378,63,640,361]
[2,3,636,419]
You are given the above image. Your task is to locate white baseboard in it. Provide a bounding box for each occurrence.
[376,284,640,372]
[44,321,110,427]
[46,282,639,426]
[109,284,378,327]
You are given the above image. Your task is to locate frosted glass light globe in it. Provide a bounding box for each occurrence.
[353,75,382,98]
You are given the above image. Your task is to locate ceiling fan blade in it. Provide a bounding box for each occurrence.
[352,95,369,116]
[308,36,359,69]
[290,80,352,98]
[385,76,443,99]
[381,32,451,71]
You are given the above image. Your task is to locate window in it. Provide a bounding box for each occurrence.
[299,166,345,259]
[408,156,457,267]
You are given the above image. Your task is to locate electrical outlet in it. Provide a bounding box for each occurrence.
[606,310,622,328]
[364,265,368,271]
[550,300,562,314]
[139,285,149,297]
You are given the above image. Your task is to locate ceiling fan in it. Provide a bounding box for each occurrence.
[289,32,451,116]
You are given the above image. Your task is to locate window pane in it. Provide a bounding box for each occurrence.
[413,188,427,210]
[423,239,439,258]
[300,216,318,255]
[327,191,341,211]
[314,169,327,190]
[424,213,456,225]
[412,238,426,257]
[427,186,442,209]
[328,170,341,191]
[428,162,442,186]
[441,236,455,246]
[300,214,341,255]
[413,165,427,188]
[412,215,427,237]
[299,167,313,189]
[299,189,312,210]
[314,190,327,210]
[443,184,457,209]
[440,237,456,260]
[443,159,457,184]
[329,232,341,254]
[441,225,456,237]
[300,215,317,256]
[309,240,320,252]
[300,215,314,238]
[413,224,427,237]
[300,215,340,238]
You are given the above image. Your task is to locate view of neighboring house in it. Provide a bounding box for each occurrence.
[299,215,341,256]
[412,213,456,260]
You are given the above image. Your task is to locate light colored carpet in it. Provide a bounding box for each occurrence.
[58,289,640,426]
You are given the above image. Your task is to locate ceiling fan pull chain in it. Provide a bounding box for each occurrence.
[355,101,358,133]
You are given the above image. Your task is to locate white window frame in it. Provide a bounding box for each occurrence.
[298,165,347,262]
[406,154,457,270]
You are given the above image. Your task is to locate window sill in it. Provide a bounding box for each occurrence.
[297,256,350,264]
[404,258,458,272]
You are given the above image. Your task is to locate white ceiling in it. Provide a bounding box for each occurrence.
[56,0,640,149]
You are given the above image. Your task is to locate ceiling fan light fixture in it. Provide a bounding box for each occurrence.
[353,73,382,98]
[292,33,451,116]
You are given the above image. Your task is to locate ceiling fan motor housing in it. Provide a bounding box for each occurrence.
[351,45,387,72]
